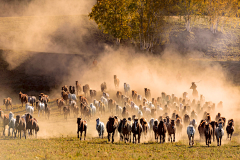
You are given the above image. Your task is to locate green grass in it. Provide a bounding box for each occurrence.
[0,136,240,160]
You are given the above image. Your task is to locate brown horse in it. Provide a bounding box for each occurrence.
[77,118,87,140]
[82,105,92,120]
[116,91,122,103]
[132,90,138,101]
[210,121,217,142]
[63,106,70,120]
[76,81,82,96]
[106,116,118,143]
[122,107,129,118]
[108,99,116,114]
[73,105,79,118]
[56,98,65,114]
[157,120,167,143]
[226,119,234,140]
[101,82,107,92]
[144,88,151,100]
[25,113,39,137]
[83,84,90,97]
[176,118,183,136]
[114,75,120,89]
[15,115,26,139]
[0,110,9,136]
[215,113,221,122]
[167,120,176,142]
[204,123,213,147]
[121,118,132,143]
[183,114,190,126]
[61,91,69,102]
[19,91,28,108]
[98,101,105,115]
[132,118,142,143]
[3,97,12,111]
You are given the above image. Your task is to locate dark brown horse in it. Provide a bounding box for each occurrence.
[25,113,39,137]
[15,115,26,139]
[157,120,167,143]
[19,91,28,108]
[77,118,87,140]
[3,97,12,111]
[226,119,234,140]
[122,107,129,118]
[210,121,217,141]
[106,116,118,143]
[108,99,116,114]
[121,118,132,143]
[204,123,213,147]
[132,118,142,143]
[144,88,151,100]
[176,118,183,136]
[0,110,9,136]
[198,120,206,141]
[83,84,90,97]
[140,118,148,139]
[153,120,159,142]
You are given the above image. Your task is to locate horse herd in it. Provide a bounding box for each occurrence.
[0,75,235,147]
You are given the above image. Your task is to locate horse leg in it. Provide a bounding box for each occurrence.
[220,137,222,146]
[206,137,208,146]
[80,131,82,141]
[138,134,141,143]
[84,128,87,140]
[192,135,194,145]
[189,136,191,145]
[173,133,175,142]
[108,133,110,142]
[112,132,115,143]
[77,130,79,138]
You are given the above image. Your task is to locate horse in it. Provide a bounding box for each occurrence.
[77,118,87,140]
[132,90,138,101]
[153,120,159,142]
[210,121,217,142]
[144,88,151,100]
[116,105,123,117]
[36,101,45,117]
[114,75,120,89]
[61,91,69,102]
[106,116,118,143]
[190,82,198,99]
[90,103,96,117]
[187,125,195,146]
[63,106,70,120]
[56,98,65,114]
[140,118,148,139]
[68,93,77,101]
[98,101,105,115]
[108,99,116,114]
[83,84,90,97]
[19,91,28,108]
[15,115,26,139]
[25,113,39,137]
[28,96,36,107]
[8,112,16,137]
[45,103,51,119]
[226,119,234,140]
[167,120,176,142]
[122,107,129,118]
[3,97,12,111]
[176,118,183,137]
[69,99,77,114]
[183,114,190,126]
[121,118,132,143]
[124,83,130,95]
[25,103,34,115]
[101,82,107,92]
[215,122,224,146]
[73,105,79,118]
[204,123,213,147]
[90,90,97,101]
[157,120,167,143]
[0,110,9,136]
[96,118,105,138]
[198,120,206,141]
[132,118,142,143]
[76,81,82,96]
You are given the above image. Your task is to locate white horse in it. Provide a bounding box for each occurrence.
[36,101,45,117]
[26,103,34,115]
[215,123,224,146]
[96,118,104,138]
[131,104,139,115]
[124,83,130,95]
[28,96,36,106]
[103,92,109,99]
[93,99,99,110]
[8,112,16,137]
[90,103,96,116]
[116,105,123,116]
[187,125,195,146]
[68,94,77,101]
[190,119,197,129]
[101,96,108,109]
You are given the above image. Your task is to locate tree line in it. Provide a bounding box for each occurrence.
[89,0,239,51]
